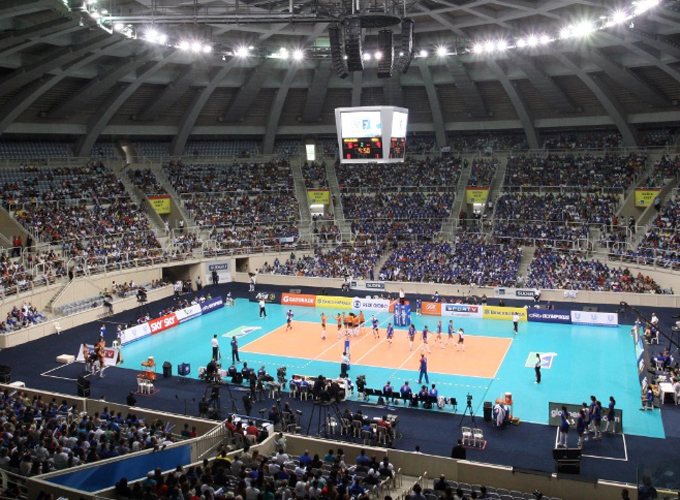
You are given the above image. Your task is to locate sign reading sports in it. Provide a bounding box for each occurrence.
[307,189,331,204]
[148,194,171,214]
[315,295,352,309]
[466,186,489,204]
[483,306,527,321]
[634,188,660,207]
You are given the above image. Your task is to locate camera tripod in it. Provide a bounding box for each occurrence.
[459,396,476,427]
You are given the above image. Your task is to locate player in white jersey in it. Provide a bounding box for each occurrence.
[457,328,465,352]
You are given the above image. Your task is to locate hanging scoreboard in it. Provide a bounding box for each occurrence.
[335,106,409,164]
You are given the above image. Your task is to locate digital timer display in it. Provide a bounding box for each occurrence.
[342,138,383,160]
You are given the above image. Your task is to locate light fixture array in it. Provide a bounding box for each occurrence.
[81,0,664,61]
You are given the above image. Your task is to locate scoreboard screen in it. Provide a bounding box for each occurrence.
[342,138,383,160]
[335,106,408,164]
[389,137,405,159]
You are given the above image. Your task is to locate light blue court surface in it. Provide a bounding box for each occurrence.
[119,299,664,439]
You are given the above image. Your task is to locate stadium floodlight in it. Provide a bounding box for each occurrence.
[203,45,212,53]
[436,46,448,57]
[179,40,190,50]
[279,48,289,59]
[113,23,124,31]
[572,21,594,37]
[191,41,202,52]
[473,43,484,54]
[293,49,304,60]
[419,49,428,57]
[145,28,159,43]
[235,46,250,57]
[539,34,551,45]
[516,38,527,48]
[526,34,538,47]
[157,34,167,44]
[612,10,629,24]
[363,52,371,60]
[374,51,383,60]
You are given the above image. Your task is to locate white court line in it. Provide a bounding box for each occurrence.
[41,363,80,382]
[352,316,392,365]
[582,434,629,462]
[554,427,628,461]
[492,337,514,379]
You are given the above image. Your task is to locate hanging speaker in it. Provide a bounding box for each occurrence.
[377,30,394,78]
[329,25,349,79]
[344,17,364,72]
[395,19,414,73]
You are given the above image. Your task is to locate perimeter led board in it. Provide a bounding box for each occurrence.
[335,106,409,164]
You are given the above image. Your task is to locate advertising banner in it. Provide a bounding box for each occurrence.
[200,296,224,314]
[76,345,121,367]
[249,292,278,304]
[148,195,171,214]
[349,280,386,291]
[494,287,539,301]
[442,303,484,318]
[570,311,618,327]
[148,313,179,335]
[527,309,572,324]
[421,302,441,316]
[281,293,317,307]
[548,401,623,433]
[206,260,232,283]
[315,295,353,310]
[483,306,528,321]
[351,297,390,312]
[120,323,152,346]
[634,188,660,208]
[394,303,411,327]
[174,304,202,324]
[307,189,331,204]
[466,186,490,204]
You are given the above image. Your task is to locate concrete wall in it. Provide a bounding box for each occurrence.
[0,285,173,349]
[52,267,163,308]
[0,205,29,249]
[283,435,636,500]
[233,272,680,309]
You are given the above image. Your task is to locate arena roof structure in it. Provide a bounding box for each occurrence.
[0,0,679,155]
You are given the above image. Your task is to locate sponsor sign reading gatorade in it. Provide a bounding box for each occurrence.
[483,306,527,321]
[281,293,317,307]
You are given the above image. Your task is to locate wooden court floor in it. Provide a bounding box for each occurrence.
[241,321,512,378]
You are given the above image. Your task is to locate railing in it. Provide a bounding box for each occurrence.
[4,194,135,214]
[338,184,458,194]
[194,423,228,460]
[499,185,626,195]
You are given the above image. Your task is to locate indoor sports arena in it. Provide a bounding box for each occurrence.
[0,0,680,497]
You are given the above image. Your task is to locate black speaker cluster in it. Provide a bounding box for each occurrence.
[329,18,413,79]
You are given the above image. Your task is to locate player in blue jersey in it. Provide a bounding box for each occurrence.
[592,400,602,440]
[558,406,570,447]
[286,310,294,331]
[457,328,465,352]
[99,324,106,340]
[421,326,432,353]
[447,320,454,346]
[408,324,416,351]
[372,316,379,339]
[386,323,394,347]
[436,321,444,349]
[416,298,422,315]
[605,397,616,434]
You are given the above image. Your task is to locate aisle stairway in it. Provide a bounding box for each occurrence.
[325,163,352,241]
[290,162,312,244]
[516,245,535,283]
[443,163,470,236]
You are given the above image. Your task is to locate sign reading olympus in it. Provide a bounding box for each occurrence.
[527,309,572,324]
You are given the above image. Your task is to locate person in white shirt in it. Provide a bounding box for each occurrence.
[259,299,267,318]
[651,313,659,328]
[211,335,220,360]
[513,313,520,334]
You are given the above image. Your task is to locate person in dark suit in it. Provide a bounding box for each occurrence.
[451,439,466,459]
